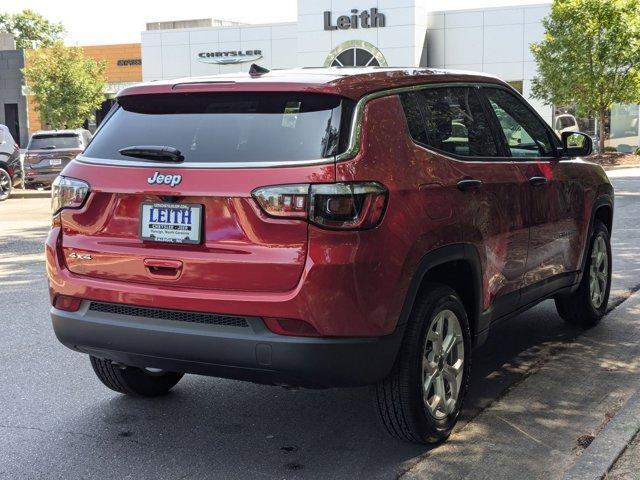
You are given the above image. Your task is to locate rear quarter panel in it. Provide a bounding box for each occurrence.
[334,95,464,333]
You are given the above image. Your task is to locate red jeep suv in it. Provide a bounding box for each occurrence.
[46,67,613,444]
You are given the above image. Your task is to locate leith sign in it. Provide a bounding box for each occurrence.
[323,8,386,30]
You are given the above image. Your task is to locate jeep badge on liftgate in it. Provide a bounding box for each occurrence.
[147,172,182,187]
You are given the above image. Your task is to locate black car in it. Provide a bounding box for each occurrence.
[0,124,22,201]
[23,129,92,189]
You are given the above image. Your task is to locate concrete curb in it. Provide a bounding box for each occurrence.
[603,164,640,171]
[9,189,50,199]
[564,387,640,480]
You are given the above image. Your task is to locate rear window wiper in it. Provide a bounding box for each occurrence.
[118,145,184,162]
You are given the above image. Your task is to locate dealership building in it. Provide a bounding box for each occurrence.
[140,0,640,149]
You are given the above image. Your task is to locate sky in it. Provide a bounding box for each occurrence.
[3,0,550,46]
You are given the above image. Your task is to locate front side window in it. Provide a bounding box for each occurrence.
[84,92,351,164]
[400,87,499,158]
[483,88,557,158]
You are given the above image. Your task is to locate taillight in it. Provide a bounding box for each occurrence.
[51,176,90,215]
[251,182,387,230]
[251,184,309,218]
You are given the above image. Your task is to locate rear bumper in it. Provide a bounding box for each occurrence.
[51,302,404,388]
[24,171,57,188]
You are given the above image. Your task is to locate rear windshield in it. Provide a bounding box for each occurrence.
[84,92,352,164]
[29,133,80,150]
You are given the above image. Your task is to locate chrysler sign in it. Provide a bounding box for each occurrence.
[197,49,263,64]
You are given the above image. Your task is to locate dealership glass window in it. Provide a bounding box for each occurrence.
[84,92,352,163]
[331,48,380,67]
[399,87,499,157]
[610,103,640,141]
[483,88,557,158]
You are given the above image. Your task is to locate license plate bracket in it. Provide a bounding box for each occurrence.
[139,202,202,244]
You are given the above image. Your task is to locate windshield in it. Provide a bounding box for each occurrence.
[29,134,80,150]
[84,92,352,164]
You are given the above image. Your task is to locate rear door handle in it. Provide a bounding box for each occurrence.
[457,179,483,191]
[529,176,548,186]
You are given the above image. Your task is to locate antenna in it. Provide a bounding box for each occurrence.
[249,64,270,76]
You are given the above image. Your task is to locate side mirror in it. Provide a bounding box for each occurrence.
[562,131,593,157]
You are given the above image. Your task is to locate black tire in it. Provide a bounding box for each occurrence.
[555,220,611,327]
[90,356,184,397]
[374,284,472,444]
[0,168,12,201]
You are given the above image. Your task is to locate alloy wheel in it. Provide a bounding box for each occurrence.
[422,309,465,419]
[589,233,609,309]
[0,170,10,200]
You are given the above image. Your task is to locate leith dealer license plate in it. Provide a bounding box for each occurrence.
[140,202,202,244]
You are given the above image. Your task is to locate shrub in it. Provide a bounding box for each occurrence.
[604,146,618,153]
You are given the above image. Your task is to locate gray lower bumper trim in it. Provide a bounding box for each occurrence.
[51,304,404,388]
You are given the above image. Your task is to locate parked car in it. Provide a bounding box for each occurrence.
[0,123,22,201]
[23,129,92,189]
[554,113,579,137]
[46,67,614,444]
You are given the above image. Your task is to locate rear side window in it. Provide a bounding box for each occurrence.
[28,134,80,150]
[400,87,499,158]
[84,92,351,164]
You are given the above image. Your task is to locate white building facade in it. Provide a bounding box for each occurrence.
[140,0,640,147]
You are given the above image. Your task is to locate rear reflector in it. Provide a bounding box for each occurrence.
[53,295,82,312]
[263,317,320,337]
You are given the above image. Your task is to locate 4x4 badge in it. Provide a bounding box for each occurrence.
[69,252,92,260]
[147,172,182,187]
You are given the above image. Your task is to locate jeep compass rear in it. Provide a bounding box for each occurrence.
[47,67,613,444]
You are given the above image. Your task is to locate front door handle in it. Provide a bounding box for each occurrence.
[529,176,549,186]
[457,179,483,191]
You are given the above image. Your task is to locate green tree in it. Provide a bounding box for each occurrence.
[530,0,640,152]
[23,43,106,129]
[0,9,65,49]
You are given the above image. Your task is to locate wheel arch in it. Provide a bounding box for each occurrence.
[579,194,614,278]
[397,244,483,346]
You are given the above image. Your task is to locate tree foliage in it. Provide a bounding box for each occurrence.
[0,9,65,49]
[23,43,106,129]
[530,0,640,151]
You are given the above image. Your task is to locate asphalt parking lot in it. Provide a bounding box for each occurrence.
[1,169,639,479]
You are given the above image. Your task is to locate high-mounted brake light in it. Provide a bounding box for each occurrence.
[251,182,388,230]
[51,176,90,215]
